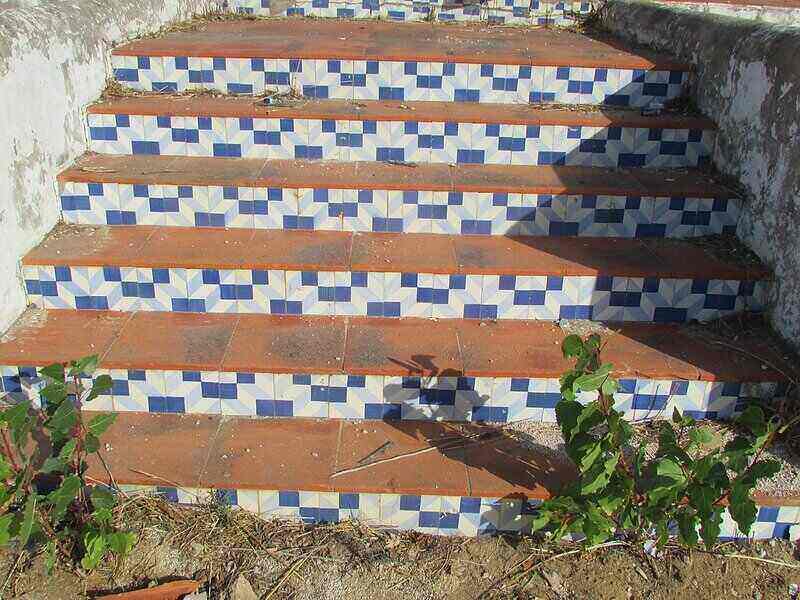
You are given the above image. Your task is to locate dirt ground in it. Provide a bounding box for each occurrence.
[2,496,799,600]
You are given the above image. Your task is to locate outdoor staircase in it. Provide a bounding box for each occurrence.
[1,18,797,539]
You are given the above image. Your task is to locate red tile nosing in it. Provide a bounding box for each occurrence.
[85,412,800,505]
[21,226,767,281]
[0,310,789,383]
[87,97,717,130]
[58,154,738,199]
[110,20,690,71]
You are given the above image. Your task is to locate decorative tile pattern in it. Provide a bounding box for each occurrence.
[116,483,800,540]
[114,52,686,108]
[87,112,714,169]
[60,181,741,239]
[23,265,768,323]
[215,0,595,27]
[1,366,785,424]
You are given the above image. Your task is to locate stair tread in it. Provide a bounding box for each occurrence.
[61,153,737,198]
[112,19,688,70]
[88,96,716,130]
[23,224,766,280]
[88,412,576,498]
[0,308,789,382]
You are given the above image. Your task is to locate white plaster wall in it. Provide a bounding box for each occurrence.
[601,0,800,348]
[654,1,800,26]
[0,0,214,333]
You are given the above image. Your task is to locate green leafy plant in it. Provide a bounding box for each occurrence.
[0,356,136,570]
[532,334,792,548]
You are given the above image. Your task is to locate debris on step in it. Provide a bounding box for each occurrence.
[231,576,258,600]
[99,580,201,599]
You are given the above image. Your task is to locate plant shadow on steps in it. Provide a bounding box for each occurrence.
[362,354,578,513]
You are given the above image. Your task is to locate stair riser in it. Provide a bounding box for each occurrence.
[59,181,741,238]
[225,0,592,26]
[87,113,714,168]
[0,365,782,423]
[112,55,687,108]
[111,484,796,540]
[22,266,767,322]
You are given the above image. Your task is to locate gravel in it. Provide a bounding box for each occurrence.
[506,419,800,497]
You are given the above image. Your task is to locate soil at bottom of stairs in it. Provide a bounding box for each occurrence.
[3,496,799,600]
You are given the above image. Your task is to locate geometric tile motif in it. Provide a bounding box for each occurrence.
[22,266,768,323]
[115,50,687,108]
[1,367,785,426]
[60,180,742,240]
[116,484,800,540]
[87,113,714,169]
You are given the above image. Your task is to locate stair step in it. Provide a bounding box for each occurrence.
[21,225,767,322]
[87,97,715,168]
[224,0,592,26]
[59,154,740,238]
[89,412,571,535]
[82,411,799,537]
[112,20,689,107]
[0,309,788,422]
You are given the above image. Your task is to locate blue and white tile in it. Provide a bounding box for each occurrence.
[383,272,433,317]
[284,270,336,315]
[231,372,275,417]
[334,271,383,316]
[274,374,329,418]
[252,186,298,229]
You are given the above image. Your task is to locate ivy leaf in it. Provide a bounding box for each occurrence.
[46,399,77,436]
[87,413,117,437]
[562,335,585,358]
[699,507,723,549]
[40,363,65,383]
[578,441,603,472]
[729,494,757,537]
[44,541,57,574]
[40,382,68,406]
[555,400,582,440]
[686,483,716,516]
[689,427,716,447]
[737,405,768,437]
[656,458,685,482]
[91,487,116,512]
[573,363,613,393]
[84,433,101,454]
[4,402,33,449]
[601,377,618,397]
[47,475,81,521]
[80,529,107,570]
[18,495,37,547]
[69,355,100,378]
[676,510,699,547]
[107,531,137,556]
[0,513,14,547]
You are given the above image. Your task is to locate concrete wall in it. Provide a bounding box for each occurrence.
[654,1,800,26]
[600,0,800,348]
[0,0,213,334]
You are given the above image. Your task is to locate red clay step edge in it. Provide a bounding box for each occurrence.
[59,154,738,199]
[111,19,690,71]
[87,97,717,130]
[0,309,789,383]
[21,225,768,281]
[85,412,800,505]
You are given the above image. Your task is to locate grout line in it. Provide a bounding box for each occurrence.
[99,310,137,365]
[218,314,243,372]
[331,420,345,488]
[197,415,229,490]
[340,316,351,374]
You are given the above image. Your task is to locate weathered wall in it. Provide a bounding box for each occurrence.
[654,1,800,27]
[601,0,800,347]
[0,0,213,333]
